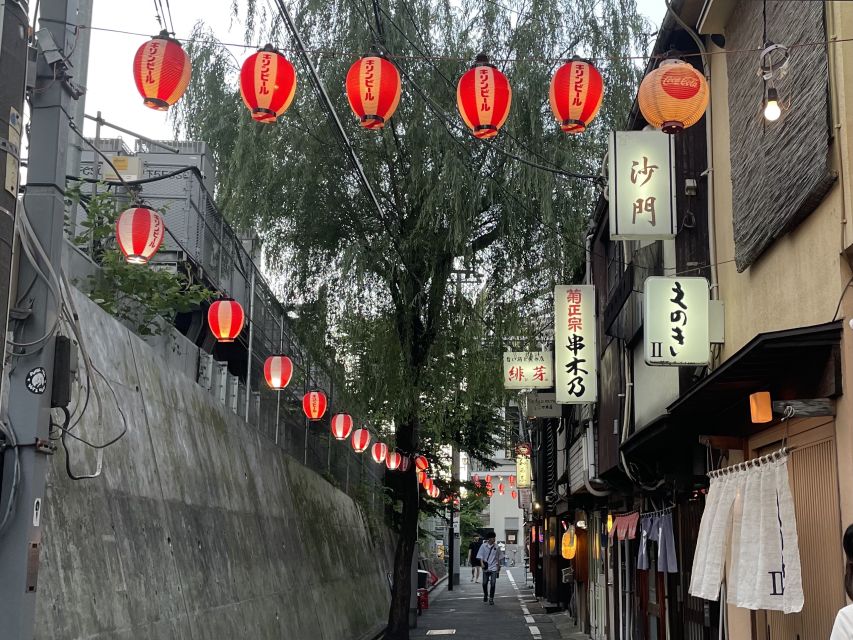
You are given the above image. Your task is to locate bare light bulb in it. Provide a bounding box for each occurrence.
[764,87,781,122]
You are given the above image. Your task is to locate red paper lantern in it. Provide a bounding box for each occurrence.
[345,53,401,129]
[371,442,388,464]
[423,477,434,492]
[429,485,440,499]
[486,481,493,490]
[239,45,297,123]
[414,455,429,472]
[417,470,426,484]
[115,206,165,264]
[133,31,191,111]
[351,428,371,453]
[302,391,328,421]
[509,475,516,487]
[638,58,709,134]
[453,497,460,506]
[485,475,492,483]
[498,483,505,495]
[386,451,402,470]
[456,53,512,139]
[549,58,604,134]
[487,489,494,497]
[330,413,354,440]
[263,355,293,390]
[208,300,245,343]
[511,490,517,499]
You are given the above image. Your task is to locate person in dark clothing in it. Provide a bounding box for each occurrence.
[468,535,483,582]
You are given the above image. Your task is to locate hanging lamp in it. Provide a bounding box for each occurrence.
[207,300,245,343]
[239,45,297,123]
[115,206,165,264]
[345,52,401,129]
[133,31,191,111]
[456,53,512,139]
[549,57,604,134]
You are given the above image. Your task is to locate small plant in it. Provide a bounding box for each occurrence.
[68,184,212,336]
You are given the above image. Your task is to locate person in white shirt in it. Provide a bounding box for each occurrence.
[476,531,504,605]
[831,524,853,640]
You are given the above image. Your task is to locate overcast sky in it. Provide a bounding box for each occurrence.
[79,0,667,144]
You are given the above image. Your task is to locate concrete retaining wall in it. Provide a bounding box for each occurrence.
[35,289,392,639]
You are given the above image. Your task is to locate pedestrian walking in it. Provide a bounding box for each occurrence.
[468,534,483,582]
[831,524,853,639]
[476,531,504,605]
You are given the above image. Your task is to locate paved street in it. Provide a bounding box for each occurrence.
[412,569,584,639]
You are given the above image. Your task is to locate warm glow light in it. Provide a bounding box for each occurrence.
[417,470,426,484]
[263,355,293,390]
[330,413,354,440]
[456,53,511,139]
[607,514,614,534]
[561,526,577,560]
[351,428,371,453]
[511,490,517,499]
[386,451,403,470]
[132,31,191,111]
[207,300,245,343]
[302,391,328,421]
[750,391,773,423]
[764,87,781,121]
[239,45,297,123]
[414,455,429,472]
[115,207,165,264]
[638,58,709,134]
[371,442,388,464]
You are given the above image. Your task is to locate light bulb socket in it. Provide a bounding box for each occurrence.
[766,87,779,103]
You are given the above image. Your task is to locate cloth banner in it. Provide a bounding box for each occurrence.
[615,512,639,541]
[689,455,803,613]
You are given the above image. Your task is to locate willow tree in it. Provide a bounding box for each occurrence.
[177,0,646,635]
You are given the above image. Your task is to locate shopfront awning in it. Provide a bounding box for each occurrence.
[665,321,842,436]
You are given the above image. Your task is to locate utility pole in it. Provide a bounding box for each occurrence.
[0,2,79,639]
[0,0,30,397]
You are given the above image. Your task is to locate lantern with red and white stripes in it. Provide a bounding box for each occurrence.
[485,475,492,483]
[302,391,328,421]
[509,475,516,488]
[239,45,297,123]
[345,53,401,129]
[330,413,354,440]
[133,31,191,111]
[414,455,429,472]
[498,483,505,495]
[429,485,440,499]
[351,428,371,453]
[115,206,165,264]
[549,58,604,134]
[371,442,388,464]
[263,355,293,390]
[456,54,512,139]
[417,470,426,484]
[208,300,245,343]
[386,451,402,471]
[423,477,434,492]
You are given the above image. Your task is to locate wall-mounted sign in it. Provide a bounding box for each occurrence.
[554,285,597,404]
[608,130,677,240]
[515,442,532,457]
[503,351,554,389]
[527,392,562,419]
[644,276,710,366]
[516,456,532,488]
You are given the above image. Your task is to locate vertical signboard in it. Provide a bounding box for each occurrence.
[608,130,677,240]
[554,285,597,404]
[644,276,710,366]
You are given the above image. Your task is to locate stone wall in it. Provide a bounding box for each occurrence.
[34,289,393,640]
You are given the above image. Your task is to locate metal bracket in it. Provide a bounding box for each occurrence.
[0,137,20,160]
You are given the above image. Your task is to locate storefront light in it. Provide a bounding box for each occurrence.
[750,391,773,423]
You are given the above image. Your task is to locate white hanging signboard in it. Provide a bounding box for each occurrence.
[527,393,562,419]
[554,285,597,404]
[608,130,677,240]
[644,276,710,366]
[502,351,554,389]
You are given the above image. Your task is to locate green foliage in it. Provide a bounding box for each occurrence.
[69,187,213,335]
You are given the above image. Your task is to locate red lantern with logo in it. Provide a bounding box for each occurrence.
[456,53,512,139]
[386,451,402,470]
[346,53,401,129]
[638,58,709,134]
[302,391,328,421]
[239,45,297,123]
[133,31,191,111]
[351,428,371,453]
[116,206,165,264]
[330,413,354,440]
[414,455,429,472]
[371,442,388,464]
[549,58,604,134]
[208,300,245,343]
[263,355,293,390]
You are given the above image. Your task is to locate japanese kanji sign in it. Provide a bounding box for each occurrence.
[516,456,532,489]
[503,351,554,389]
[527,393,562,419]
[608,130,677,240]
[554,285,597,404]
[644,276,710,366]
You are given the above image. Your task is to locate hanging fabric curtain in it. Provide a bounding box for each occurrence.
[689,450,803,614]
[614,512,639,541]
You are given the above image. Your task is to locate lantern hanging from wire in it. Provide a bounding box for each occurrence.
[417,470,426,485]
[429,485,440,499]
[472,474,480,484]
[133,31,191,111]
[302,390,328,421]
[207,300,245,343]
[386,451,403,471]
[371,442,388,464]
[485,475,492,483]
[487,489,494,497]
[414,455,429,472]
[351,428,371,453]
[456,53,512,139]
[638,58,709,134]
[330,413,354,440]
[498,483,504,495]
[263,355,293,390]
[239,45,297,123]
[423,477,434,492]
[549,57,604,134]
[453,497,460,507]
[486,481,493,490]
[115,206,165,264]
[511,490,517,500]
[509,475,516,488]
[561,526,577,560]
[345,52,401,129]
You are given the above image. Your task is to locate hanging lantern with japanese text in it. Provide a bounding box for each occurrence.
[133,31,191,111]
[115,206,165,265]
[456,53,511,139]
[302,391,328,421]
[549,58,604,134]
[345,53,401,129]
[561,526,577,560]
[239,45,297,123]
